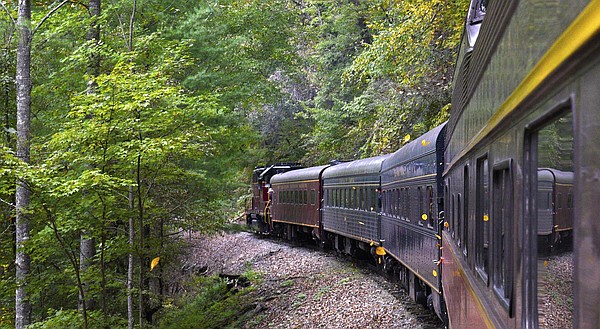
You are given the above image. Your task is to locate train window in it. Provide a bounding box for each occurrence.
[418,187,424,226]
[311,190,316,205]
[457,194,462,247]
[371,188,377,212]
[464,165,469,257]
[406,188,412,222]
[404,188,409,221]
[394,189,399,217]
[476,156,490,283]
[398,188,403,220]
[492,161,513,309]
[528,110,574,328]
[303,190,308,205]
[427,186,434,229]
[448,194,456,239]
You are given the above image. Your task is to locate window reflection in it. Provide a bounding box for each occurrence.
[536,112,574,328]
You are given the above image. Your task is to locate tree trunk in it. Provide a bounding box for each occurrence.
[79,0,101,313]
[15,0,32,328]
[127,185,135,329]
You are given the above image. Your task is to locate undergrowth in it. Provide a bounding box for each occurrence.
[157,269,260,329]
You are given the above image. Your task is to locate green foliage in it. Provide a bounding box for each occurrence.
[27,309,127,329]
[176,0,300,109]
[0,0,472,326]
[301,0,467,163]
[157,275,255,329]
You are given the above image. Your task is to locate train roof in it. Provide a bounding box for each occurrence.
[322,154,390,180]
[270,165,330,185]
[255,163,303,181]
[382,122,446,172]
[538,168,574,185]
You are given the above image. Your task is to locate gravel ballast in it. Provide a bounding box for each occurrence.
[182,231,443,329]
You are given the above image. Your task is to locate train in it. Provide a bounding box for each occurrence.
[245,0,600,328]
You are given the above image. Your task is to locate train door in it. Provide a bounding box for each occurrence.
[524,106,574,328]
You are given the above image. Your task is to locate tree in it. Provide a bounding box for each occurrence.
[14,1,33,327]
[297,0,467,162]
[79,0,101,317]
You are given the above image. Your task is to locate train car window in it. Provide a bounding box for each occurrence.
[476,157,490,282]
[464,165,470,257]
[348,188,352,209]
[451,194,455,238]
[304,190,308,205]
[371,188,377,212]
[469,0,487,24]
[427,186,434,229]
[386,189,395,216]
[418,187,424,226]
[398,188,403,219]
[529,110,574,328]
[404,188,410,221]
[358,188,363,210]
[311,190,316,205]
[492,161,513,310]
[394,189,399,217]
[457,194,462,247]
[385,190,394,216]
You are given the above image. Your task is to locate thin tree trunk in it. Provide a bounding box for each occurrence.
[14,0,32,328]
[137,152,145,327]
[127,1,140,327]
[127,186,135,329]
[79,0,101,313]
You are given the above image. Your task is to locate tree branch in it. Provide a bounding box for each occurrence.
[31,0,71,37]
[0,2,16,25]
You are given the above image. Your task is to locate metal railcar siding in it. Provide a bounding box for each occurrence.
[322,155,390,244]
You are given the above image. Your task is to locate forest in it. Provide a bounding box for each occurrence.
[0,0,468,328]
